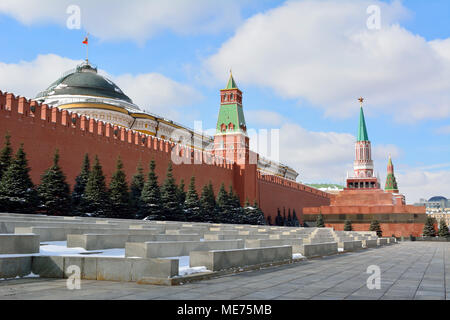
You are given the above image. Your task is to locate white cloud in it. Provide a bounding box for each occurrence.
[112,73,202,120]
[397,170,450,204]
[205,0,450,123]
[0,54,202,122]
[0,0,246,43]
[0,54,81,99]
[246,109,287,127]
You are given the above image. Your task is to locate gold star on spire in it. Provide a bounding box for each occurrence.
[358,97,364,106]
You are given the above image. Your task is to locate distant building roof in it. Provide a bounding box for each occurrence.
[428,196,448,202]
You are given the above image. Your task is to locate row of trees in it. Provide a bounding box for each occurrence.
[273,208,301,227]
[0,134,266,225]
[314,213,450,239]
[423,216,450,238]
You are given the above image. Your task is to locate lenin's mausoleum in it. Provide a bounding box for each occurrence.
[0,61,425,236]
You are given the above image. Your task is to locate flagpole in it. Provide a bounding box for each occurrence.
[86,34,89,63]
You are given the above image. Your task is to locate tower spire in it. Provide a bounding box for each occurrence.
[226,70,238,90]
[357,97,369,142]
[385,155,399,193]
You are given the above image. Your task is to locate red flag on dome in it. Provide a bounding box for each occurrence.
[82,36,88,45]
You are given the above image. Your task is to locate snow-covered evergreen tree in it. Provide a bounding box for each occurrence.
[344,220,353,231]
[0,144,38,214]
[83,155,110,217]
[140,160,163,220]
[37,149,71,216]
[422,216,436,237]
[184,176,202,222]
[369,220,382,237]
[161,161,183,221]
[176,179,186,206]
[129,161,145,219]
[0,132,13,181]
[316,212,325,228]
[72,154,90,215]
[438,218,450,238]
[109,157,130,219]
[200,181,215,222]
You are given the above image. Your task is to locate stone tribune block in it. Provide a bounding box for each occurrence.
[0,257,32,279]
[96,257,133,282]
[31,256,64,278]
[0,234,40,254]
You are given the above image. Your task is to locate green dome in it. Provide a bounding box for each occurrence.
[36,62,133,104]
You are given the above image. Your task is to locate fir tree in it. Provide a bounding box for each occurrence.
[176,179,186,206]
[140,160,163,220]
[344,220,353,231]
[227,185,244,224]
[83,155,110,217]
[72,154,90,215]
[160,161,183,221]
[129,161,145,219]
[0,132,13,181]
[0,144,38,214]
[422,216,436,237]
[287,209,293,227]
[275,208,283,226]
[438,218,450,238]
[216,183,233,223]
[37,149,71,216]
[292,209,300,227]
[229,185,241,208]
[109,157,130,219]
[184,176,202,222]
[251,200,266,225]
[316,212,325,228]
[200,181,215,222]
[369,220,382,237]
[283,207,287,226]
[240,198,251,225]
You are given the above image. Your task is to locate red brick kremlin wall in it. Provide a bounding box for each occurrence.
[0,91,330,220]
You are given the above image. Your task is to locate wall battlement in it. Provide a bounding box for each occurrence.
[0,91,234,171]
[256,172,330,199]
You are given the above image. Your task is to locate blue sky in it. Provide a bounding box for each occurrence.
[0,0,449,203]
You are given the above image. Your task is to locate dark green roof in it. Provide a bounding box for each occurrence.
[385,173,398,191]
[225,73,238,89]
[36,63,133,104]
[216,103,246,134]
[357,107,369,141]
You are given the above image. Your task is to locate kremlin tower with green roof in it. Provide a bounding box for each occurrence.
[345,98,380,190]
[214,72,249,165]
[385,156,399,193]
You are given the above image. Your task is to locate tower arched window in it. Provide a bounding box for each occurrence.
[230,93,234,101]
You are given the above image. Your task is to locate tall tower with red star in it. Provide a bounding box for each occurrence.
[345,98,380,190]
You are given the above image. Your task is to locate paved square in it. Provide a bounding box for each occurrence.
[1,242,448,300]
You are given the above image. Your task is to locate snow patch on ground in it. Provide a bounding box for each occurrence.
[163,256,210,277]
[338,248,344,252]
[0,272,40,281]
[0,241,125,258]
[292,253,305,259]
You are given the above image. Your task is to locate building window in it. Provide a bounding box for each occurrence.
[220,123,227,132]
